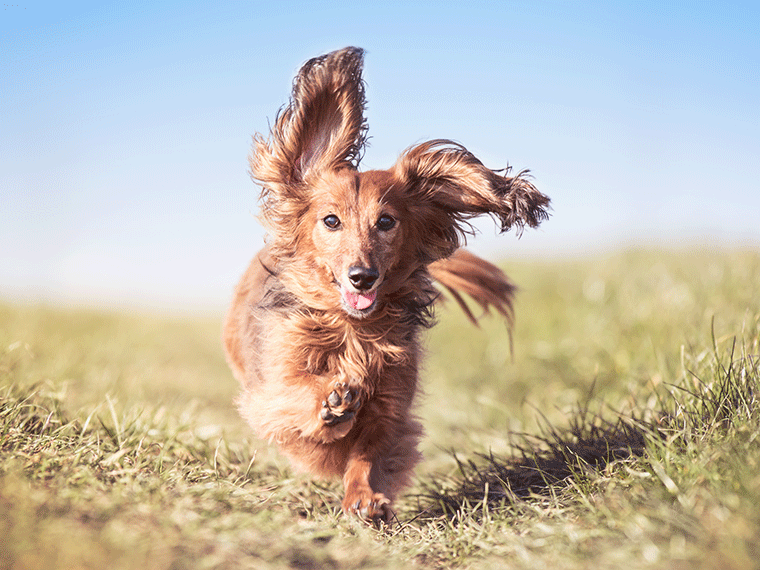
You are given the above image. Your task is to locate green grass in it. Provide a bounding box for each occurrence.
[1,248,759,569]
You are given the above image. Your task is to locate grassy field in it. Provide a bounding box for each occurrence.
[1,248,759,569]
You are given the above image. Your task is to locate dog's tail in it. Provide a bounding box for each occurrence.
[428,248,516,328]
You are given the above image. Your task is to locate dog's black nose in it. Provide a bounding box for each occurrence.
[347,266,379,290]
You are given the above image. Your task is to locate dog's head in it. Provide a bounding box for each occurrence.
[250,47,550,318]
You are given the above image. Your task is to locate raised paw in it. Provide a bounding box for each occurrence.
[342,491,392,523]
[320,382,362,427]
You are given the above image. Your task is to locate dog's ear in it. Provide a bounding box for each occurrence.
[394,140,550,261]
[250,47,367,196]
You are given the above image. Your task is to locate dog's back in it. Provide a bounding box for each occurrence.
[223,247,274,387]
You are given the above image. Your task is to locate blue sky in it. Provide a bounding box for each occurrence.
[2,1,759,310]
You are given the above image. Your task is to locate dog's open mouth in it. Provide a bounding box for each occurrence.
[340,287,378,316]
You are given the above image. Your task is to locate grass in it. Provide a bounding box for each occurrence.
[1,247,759,569]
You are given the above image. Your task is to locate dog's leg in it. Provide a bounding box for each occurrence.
[342,451,393,522]
[341,412,424,522]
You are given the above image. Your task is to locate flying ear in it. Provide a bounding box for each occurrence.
[250,47,367,194]
[394,139,550,260]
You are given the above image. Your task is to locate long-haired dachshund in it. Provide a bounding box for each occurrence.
[224,47,550,522]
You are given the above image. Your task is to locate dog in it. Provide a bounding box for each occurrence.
[224,47,549,522]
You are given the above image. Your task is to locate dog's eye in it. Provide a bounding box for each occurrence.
[376,214,396,231]
[323,214,341,230]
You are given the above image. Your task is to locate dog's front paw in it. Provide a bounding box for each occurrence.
[320,381,362,426]
[342,490,392,523]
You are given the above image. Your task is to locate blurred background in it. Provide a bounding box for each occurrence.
[2,0,758,312]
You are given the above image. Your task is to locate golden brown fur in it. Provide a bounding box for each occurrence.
[223,47,550,521]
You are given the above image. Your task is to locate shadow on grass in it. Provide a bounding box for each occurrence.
[418,338,758,519]
[419,406,653,518]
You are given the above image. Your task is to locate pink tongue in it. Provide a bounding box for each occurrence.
[344,289,377,310]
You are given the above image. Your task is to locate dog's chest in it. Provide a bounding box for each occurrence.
[274,310,415,385]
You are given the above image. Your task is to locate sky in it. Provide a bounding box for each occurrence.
[2,0,759,311]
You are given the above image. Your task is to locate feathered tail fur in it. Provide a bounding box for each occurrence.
[430,249,516,327]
